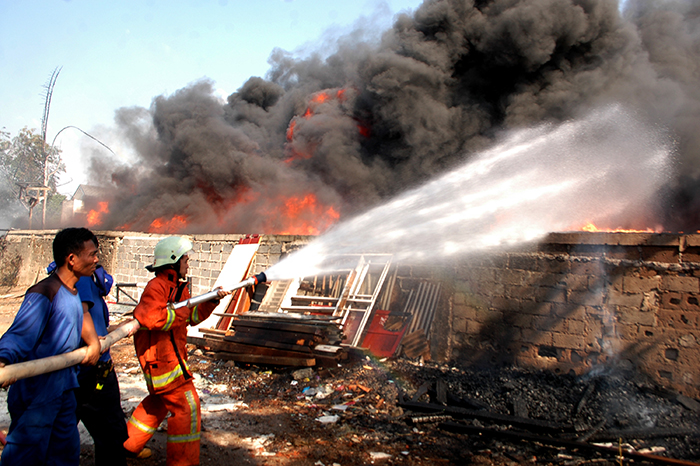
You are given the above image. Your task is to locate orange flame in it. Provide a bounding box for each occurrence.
[148,215,188,234]
[262,193,340,235]
[579,222,658,233]
[86,202,109,227]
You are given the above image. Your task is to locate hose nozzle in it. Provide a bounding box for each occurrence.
[253,271,267,285]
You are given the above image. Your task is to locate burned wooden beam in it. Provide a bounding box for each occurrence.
[445,392,491,411]
[435,379,447,406]
[586,427,700,442]
[573,380,596,417]
[411,382,432,402]
[189,336,313,359]
[575,420,606,443]
[439,422,700,466]
[398,400,572,433]
[224,327,320,346]
[226,317,340,336]
[222,335,314,353]
[189,311,347,368]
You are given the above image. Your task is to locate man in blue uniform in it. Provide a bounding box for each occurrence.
[74,262,133,465]
[0,228,102,466]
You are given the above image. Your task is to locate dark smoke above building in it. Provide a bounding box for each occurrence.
[83,0,700,234]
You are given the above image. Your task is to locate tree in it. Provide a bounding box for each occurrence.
[0,127,65,228]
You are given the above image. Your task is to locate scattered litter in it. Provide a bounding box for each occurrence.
[316,415,339,424]
[201,401,248,412]
[314,385,334,399]
[638,446,666,454]
[369,452,392,460]
[241,434,274,457]
[293,368,315,380]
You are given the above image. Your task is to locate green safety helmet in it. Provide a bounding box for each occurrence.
[146,236,193,272]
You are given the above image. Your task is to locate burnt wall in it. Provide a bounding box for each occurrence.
[445,232,700,398]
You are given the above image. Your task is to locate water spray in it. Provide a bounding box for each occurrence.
[265,105,673,282]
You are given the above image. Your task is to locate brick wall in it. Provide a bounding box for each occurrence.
[444,232,700,398]
[0,230,310,298]
[2,229,699,397]
[0,230,58,287]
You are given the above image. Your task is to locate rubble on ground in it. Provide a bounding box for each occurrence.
[106,339,700,465]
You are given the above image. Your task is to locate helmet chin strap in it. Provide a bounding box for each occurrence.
[175,257,187,282]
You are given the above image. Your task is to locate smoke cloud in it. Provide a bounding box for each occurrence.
[84,0,700,233]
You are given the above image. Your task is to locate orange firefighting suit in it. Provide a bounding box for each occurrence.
[123,269,218,466]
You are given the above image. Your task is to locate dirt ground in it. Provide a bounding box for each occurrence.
[1,287,700,465]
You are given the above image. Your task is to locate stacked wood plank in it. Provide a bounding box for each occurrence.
[188,312,347,367]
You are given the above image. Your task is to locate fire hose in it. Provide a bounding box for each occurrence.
[0,272,267,387]
[167,272,266,310]
[0,318,141,387]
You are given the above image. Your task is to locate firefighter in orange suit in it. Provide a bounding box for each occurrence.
[123,236,228,465]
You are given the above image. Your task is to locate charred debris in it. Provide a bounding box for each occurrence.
[181,349,700,464]
[112,248,700,463]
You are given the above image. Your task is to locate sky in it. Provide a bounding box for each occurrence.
[0,0,424,196]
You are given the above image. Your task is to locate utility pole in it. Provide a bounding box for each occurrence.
[37,66,62,229]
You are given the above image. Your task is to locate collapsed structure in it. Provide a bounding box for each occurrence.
[1,229,699,399]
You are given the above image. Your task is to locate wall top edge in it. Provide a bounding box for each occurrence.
[544,232,690,246]
[0,230,318,242]
[4,230,700,247]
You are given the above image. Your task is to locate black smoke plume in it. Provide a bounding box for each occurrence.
[86,0,700,233]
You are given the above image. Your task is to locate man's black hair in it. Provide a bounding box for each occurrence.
[53,228,98,267]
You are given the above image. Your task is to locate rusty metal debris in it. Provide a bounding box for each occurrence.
[399,399,571,433]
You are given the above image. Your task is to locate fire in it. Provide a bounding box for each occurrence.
[579,222,658,233]
[148,215,188,233]
[86,202,109,227]
[262,193,340,235]
[284,87,370,164]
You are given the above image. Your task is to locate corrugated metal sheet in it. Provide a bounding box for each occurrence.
[403,281,441,336]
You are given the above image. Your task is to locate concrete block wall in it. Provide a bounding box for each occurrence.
[0,230,57,288]
[0,230,312,299]
[108,233,248,297]
[446,232,700,398]
[2,229,700,397]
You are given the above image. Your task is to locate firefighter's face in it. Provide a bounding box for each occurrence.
[178,254,189,278]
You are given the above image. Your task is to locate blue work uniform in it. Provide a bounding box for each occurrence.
[75,270,128,466]
[0,273,83,466]
[76,273,112,366]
